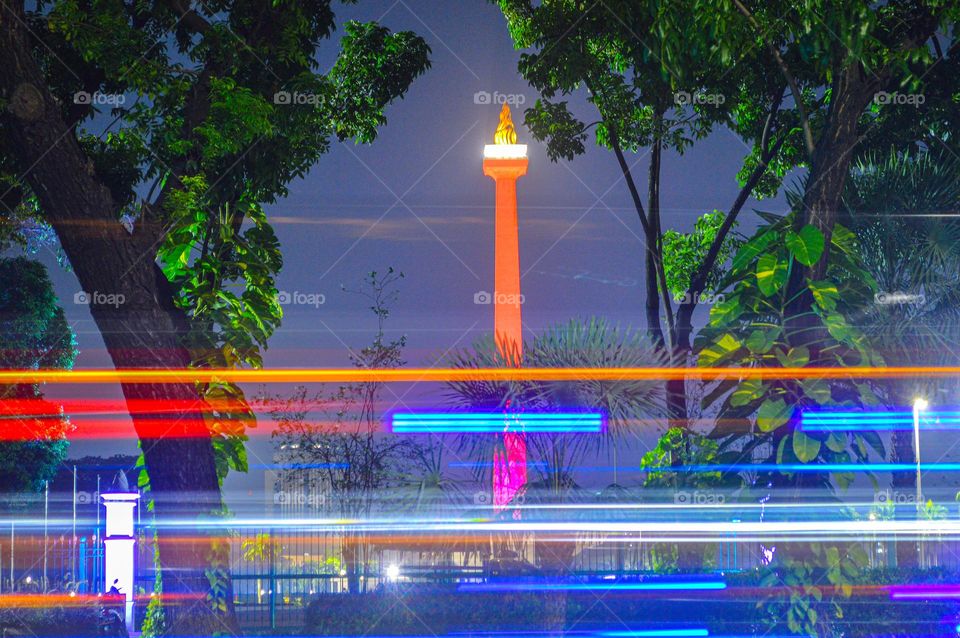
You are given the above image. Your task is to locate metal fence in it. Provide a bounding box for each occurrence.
[5,519,960,632]
[0,523,104,594]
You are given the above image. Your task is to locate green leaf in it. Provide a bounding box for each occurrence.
[830,223,857,253]
[793,431,821,463]
[801,378,832,403]
[786,225,825,266]
[731,228,778,273]
[835,471,855,490]
[756,253,788,296]
[730,377,764,407]
[822,313,855,342]
[775,345,810,368]
[825,432,847,453]
[808,279,840,312]
[757,397,791,432]
[698,333,741,367]
[745,327,778,354]
[708,296,742,327]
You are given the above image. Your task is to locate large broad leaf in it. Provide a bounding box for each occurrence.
[708,296,742,327]
[698,333,741,367]
[730,377,764,407]
[830,223,858,254]
[745,327,779,354]
[823,312,856,343]
[793,430,822,463]
[757,397,791,432]
[808,280,840,312]
[775,345,810,368]
[786,224,826,266]
[825,432,847,453]
[756,253,788,296]
[731,228,778,273]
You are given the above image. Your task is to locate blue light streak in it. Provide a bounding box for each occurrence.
[389,411,605,433]
[800,409,960,431]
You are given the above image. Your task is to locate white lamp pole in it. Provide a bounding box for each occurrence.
[913,397,928,514]
[102,491,139,632]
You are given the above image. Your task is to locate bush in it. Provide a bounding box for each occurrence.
[302,571,960,636]
[0,606,98,636]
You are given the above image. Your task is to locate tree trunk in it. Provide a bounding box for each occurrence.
[644,134,691,433]
[785,64,880,324]
[0,7,234,633]
[535,538,574,636]
[342,537,363,593]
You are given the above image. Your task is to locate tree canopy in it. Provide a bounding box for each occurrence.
[0,257,76,495]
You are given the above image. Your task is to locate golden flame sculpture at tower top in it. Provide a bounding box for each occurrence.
[494,103,518,145]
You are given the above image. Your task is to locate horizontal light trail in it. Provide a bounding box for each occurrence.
[801,409,960,431]
[459,581,725,592]
[672,463,960,472]
[0,416,365,440]
[109,518,960,541]
[150,632,714,638]
[890,586,960,600]
[12,516,960,538]
[390,411,605,433]
[0,397,336,417]
[6,365,960,384]
[0,592,202,608]
[599,631,709,637]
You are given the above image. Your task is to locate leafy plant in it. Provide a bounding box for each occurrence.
[758,543,869,637]
[156,177,284,485]
[0,258,76,496]
[662,211,743,299]
[696,211,886,491]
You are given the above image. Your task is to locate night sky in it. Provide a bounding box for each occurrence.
[35,1,960,500]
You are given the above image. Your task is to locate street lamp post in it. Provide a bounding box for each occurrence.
[913,397,927,514]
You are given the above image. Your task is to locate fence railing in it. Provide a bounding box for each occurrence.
[4,520,960,631]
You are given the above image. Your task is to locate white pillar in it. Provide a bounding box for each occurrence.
[102,492,139,632]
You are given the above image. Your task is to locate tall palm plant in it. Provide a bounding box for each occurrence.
[841,150,960,495]
[445,317,666,633]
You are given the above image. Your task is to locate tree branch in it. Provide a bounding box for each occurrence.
[731,0,815,159]
[688,84,786,297]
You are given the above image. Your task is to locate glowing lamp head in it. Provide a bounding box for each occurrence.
[914,397,929,411]
[386,564,401,581]
[484,144,527,159]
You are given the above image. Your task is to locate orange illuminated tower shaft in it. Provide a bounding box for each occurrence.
[484,158,527,354]
[483,105,528,512]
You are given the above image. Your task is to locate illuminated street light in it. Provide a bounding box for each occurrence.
[386,564,400,582]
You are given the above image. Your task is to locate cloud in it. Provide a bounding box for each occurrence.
[268,211,609,242]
